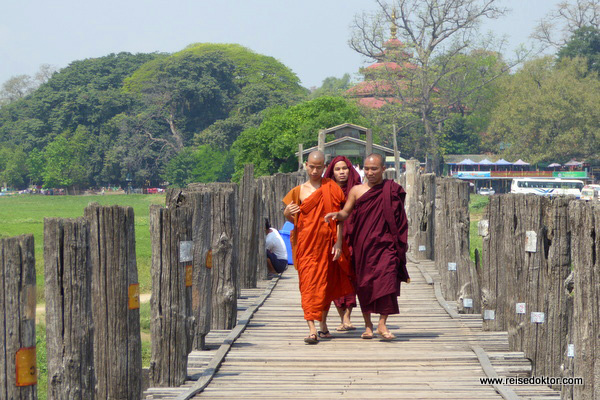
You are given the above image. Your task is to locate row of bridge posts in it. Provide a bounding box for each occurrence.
[0,164,304,399]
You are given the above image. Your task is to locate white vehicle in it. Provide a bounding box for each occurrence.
[478,187,495,196]
[581,184,600,201]
[510,178,584,198]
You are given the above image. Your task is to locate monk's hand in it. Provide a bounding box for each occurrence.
[284,202,300,218]
[331,242,342,261]
[324,212,338,223]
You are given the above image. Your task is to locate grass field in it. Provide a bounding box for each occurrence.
[1,193,164,399]
[469,194,490,262]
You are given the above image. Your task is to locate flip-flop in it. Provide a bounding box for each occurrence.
[344,324,357,331]
[318,330,333,338]
[376,330,396,341]
[336,325,349,332]
[304,333,318,344]
[361,332,374,339]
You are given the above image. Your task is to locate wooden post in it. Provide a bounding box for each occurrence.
[404,159,418,253]
[318,130,325,154]
[0,235,37,400]
[149,205,194,387]
[414,173,436,260]
[365,128,373,157]
[84,204,141,400]
[434,178,480,313]
[255,180,268,281]
[568,201,599,399]
[392,124,400,182]
[298,143,303,171]
[238,165,259,289]
[209,184,239,329]
[44,218,94,399]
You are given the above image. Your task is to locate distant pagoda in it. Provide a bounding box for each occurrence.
[347,13,417,109]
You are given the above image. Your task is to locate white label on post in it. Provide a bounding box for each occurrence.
[531,312,545,323]
[478,219,489,237]
[419,245,426,252]
[463,298,473,308]
[484,310,495,320]
[448,262,457,271]
[516,303,526,314]
[525,231,537,252]
[567,344,575,357]
[179,241,193,262]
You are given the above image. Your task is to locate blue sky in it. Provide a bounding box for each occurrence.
[1,0,562,89]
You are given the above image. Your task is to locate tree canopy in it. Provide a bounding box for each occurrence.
[231,96,369,180]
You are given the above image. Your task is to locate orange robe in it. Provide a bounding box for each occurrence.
[283,178,354,320]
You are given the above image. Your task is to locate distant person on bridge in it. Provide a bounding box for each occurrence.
[323,155,360,332]
[283,150,354,344]
[265,218,288,277]
[325,153,409,341]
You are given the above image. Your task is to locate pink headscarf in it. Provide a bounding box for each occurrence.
[324,156,362,197]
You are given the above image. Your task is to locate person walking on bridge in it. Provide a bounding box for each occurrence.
[325,153,409,341]
[323,155,360,332]
[283,151,354,344]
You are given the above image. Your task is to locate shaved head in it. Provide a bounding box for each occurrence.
[365,153,384,167]
[308,150,325,164]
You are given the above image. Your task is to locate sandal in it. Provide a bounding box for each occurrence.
[376,330,396,341]
[318,330,333,339]
[304,333,318,344]
[361,332,374,339]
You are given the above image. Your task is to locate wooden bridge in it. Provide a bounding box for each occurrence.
[143,260,560,400]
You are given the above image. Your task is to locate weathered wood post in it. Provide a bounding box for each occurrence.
[0,235,37,400]
[84,203,141,400]
[238,164,260,289]
[209,183,239,329]
[255,180,268,280]
[434,178,480,313]
[568,201,599,399]
[166,186,214,350]
[149,205,195,387]
[44,218,94,400]
[414,173,436,260]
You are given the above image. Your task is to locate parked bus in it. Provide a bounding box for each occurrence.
[581,184,600,201]
[510,178,584,198]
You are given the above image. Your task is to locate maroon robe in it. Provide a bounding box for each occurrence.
[350,179,409,315]
[324,156,360,309]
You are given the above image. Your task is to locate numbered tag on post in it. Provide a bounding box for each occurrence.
[531,312,545,323]
[179,241,193,263]
[516,303,526,314]
[16,347,37,386]
[448,262,457,271]
[128,283,140,310]
[463,298,473,308]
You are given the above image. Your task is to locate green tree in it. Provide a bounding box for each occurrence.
[310,74,353,98]
[162,145,233,186]
[42,130,89,189]
[0,146,28,189]
[488,56,600,163]
[232,96,369,180]
[558,26,600,73]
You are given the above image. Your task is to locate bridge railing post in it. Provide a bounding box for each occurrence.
[44,218,94,399]
[149,205,195,387]
[0,234,37,400]
[84,203,142,400]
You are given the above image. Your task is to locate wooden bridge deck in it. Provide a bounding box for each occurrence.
[144,261,561,400]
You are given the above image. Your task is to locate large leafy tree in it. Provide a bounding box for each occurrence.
[488,56,600,163]
[232,96,369,180]
[558,26,600,73]
[162,145,234,186]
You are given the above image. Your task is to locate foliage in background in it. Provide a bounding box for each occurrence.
[231,96,369,180]
[487,56,600,163]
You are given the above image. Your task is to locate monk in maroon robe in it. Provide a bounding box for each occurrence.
[323,155,360,331]
[326,153,409,340]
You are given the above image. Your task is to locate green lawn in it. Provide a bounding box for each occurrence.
[1,193,162,399]
[469,194,490,263]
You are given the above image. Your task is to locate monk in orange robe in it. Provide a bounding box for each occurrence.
[283,151,354,344]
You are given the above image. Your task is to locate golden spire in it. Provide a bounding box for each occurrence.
[390,9,397,39]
